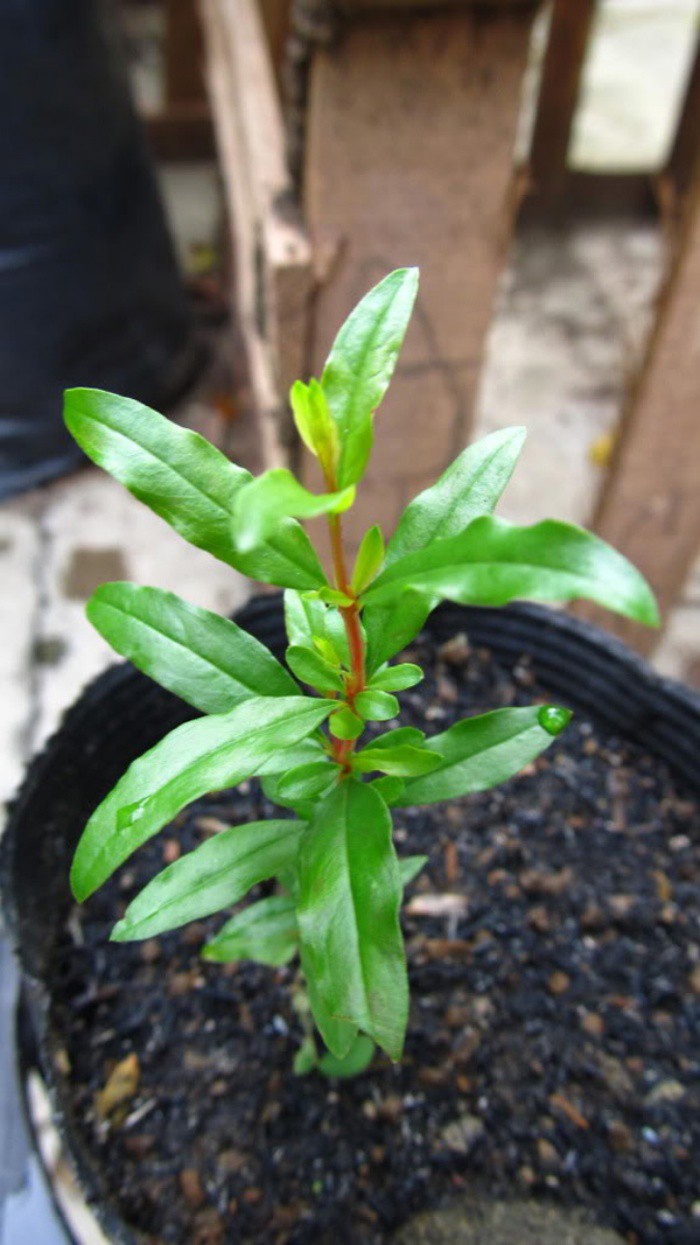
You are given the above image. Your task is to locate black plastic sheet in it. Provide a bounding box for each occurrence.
[0,0,191,500]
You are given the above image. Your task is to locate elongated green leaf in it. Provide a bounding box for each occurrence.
[385,426,526,566]
[363,587,431,674]
[398,855,428,886]
[369,662,423,692]
[260,738,327,815]
[203,895,298,966]
[297,780,407,1060]
[232,468,355,553]
[321,269,420,487]
[71,696,334,902]
[87,582,298,715]
[112,820,302,941]
[353,744,442,778]
[63,389,326,590]
[394,704,571,806]
[362,515,659,627]
[351,526,385,596]
[286,645,345,693]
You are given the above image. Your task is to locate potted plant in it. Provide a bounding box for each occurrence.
[3,271,699,1244]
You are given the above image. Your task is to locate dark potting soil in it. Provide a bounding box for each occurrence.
[49,634,700,1245]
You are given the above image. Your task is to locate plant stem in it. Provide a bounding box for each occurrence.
[327,509,366,770]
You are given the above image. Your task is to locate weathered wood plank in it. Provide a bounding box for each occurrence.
[667,35,700,201]
[199,0,313,461]
[303,5,538,546]
[164,0,206,105]
[528,0,596,205]
[588,182,700,653]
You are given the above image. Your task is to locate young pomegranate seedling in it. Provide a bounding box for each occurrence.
[65,268,658,1077]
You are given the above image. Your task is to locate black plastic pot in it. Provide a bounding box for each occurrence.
[2,597,699,1242]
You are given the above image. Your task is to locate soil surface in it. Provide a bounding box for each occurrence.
[50,634,700,1245]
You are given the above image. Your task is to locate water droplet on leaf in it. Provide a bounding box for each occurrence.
[537,705,572,736]
[117,800,147,831]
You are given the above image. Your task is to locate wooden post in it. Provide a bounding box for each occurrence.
[199,0,313,463]
[146,0,214,159]
[302,1,539,547]
[667,36,700,203]
[587,180,700,653]
[528,0,596,205]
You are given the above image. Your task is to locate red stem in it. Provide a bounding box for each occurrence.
[326,503,366,772]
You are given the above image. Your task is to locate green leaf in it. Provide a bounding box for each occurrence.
[329,706,364,740]
[87,582,298,715]
[363,587,431,674]
[275,761,339,801]
[112,820,302,941]
[319,1034,375,1079]
[385,426,526,566]
[260,739,327,815]
[370,775,405,805]
[63,388,326,590]
[293,1035,319,1076]
[351,526,385,596]
[286,644,345,693]
[368,727,426,749]
[297,780,408,1060]
[362,515,660,627]
[290,379,339,475]
[369,663,423,692]
[398,855,428,886]
[202,895,298,966]
[231,468,355,553]
[394,704,572,807]
[285,591,351,668]
[70,696,334,902]
[354,690,399,721]
[353,743,442,778]
[321,268,420,487]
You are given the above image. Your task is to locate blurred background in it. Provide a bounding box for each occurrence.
[1,0,699,819]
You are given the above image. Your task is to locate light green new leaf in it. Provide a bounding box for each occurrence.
[203,895,299,966]
[394,704,571,806]
[362,515,659,627]
[286,644,345,693]
[369,663,423,692]
[232,469,354,553]
[87,582,298,715]
[351,526,385,596]
[285,590,351,668]
[63,389,326,590]
[112,820,302,941]
[385,426,526,566]
[321,268,419,487]
[353,744,442,778]
[297,780,408,1060]
[354,690,399,721]
[290,378,339,473]
[363,587,431,675]
[368,727,426,749]
[71,696,334,902]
